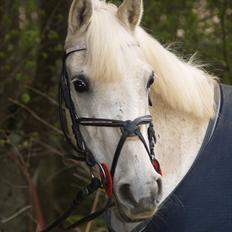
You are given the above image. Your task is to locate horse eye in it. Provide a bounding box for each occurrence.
[147,71,155,88]
[72,75,89,93]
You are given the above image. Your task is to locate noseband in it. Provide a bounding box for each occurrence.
[41,47,162,231]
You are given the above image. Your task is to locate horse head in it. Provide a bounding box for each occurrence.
[65,0,162,222]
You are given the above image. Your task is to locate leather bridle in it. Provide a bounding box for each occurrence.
[41,47,162,232]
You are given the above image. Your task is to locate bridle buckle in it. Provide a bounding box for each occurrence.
[121,120,140,137]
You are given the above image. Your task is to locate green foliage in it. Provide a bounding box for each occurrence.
[20,93,31,104]
[19,29,40,48]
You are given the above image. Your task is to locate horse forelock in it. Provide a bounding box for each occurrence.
[85,5,143,83]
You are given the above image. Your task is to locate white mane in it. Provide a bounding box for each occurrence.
[135,28,216,119]
[69,0,216,119]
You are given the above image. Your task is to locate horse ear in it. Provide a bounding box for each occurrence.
[68,0,93,33]
[117,0,143,30]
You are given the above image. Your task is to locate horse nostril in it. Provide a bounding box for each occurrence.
[117,177,163,209]
[119,183,137,207]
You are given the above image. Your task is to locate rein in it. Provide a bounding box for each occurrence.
[41,47,162,232]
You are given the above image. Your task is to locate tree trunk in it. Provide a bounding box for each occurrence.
[0,1,31,230]
[27,0,74,225]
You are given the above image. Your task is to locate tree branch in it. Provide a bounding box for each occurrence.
[9,98,63,135]
[85,190,101,232]
[7,145,46,230]
[26,85,59,107]
[1,205,32,224]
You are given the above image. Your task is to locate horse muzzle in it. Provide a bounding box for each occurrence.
[115,174,162,222]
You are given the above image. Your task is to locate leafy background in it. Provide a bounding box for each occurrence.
[0,0,231,231]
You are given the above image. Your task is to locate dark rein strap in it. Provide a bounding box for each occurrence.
[42,178,103,232]
[41,48,160,232]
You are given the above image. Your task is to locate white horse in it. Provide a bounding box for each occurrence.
[65,0,216,231]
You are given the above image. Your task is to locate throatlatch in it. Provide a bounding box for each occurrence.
[41,47,162,232]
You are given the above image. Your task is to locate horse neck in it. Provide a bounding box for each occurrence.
[151,94,209,200]
[108,94,210,232]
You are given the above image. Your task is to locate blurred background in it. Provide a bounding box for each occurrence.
[0,0,231,231]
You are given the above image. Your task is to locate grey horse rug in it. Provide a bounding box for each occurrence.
[132,84,232,232]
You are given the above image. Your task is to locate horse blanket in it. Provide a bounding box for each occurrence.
[133,84,232,232]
